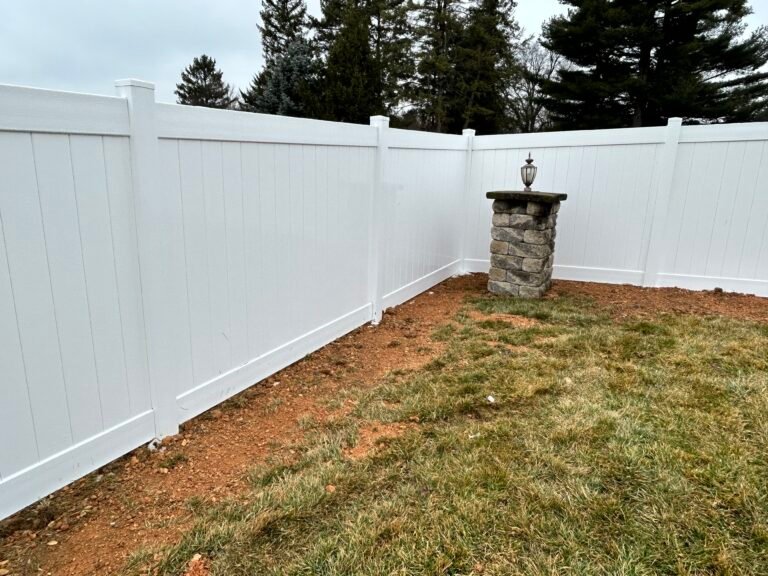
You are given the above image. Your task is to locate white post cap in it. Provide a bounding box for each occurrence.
[114,79,155,90]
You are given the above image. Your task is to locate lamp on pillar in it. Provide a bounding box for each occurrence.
[520,153,537,192]
[485,153,566,299]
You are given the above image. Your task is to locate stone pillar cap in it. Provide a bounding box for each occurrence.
[486,191,567,203]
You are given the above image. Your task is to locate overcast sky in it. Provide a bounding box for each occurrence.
[1,0,766,103]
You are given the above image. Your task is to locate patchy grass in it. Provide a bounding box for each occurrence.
[135,292,768,575]
[158,453,189,471]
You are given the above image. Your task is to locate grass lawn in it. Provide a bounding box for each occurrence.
[138,291,768,575]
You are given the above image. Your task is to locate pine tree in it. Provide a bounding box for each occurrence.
[369,0,415,118]
[412,0,465,132]
[321,0,382,122]
[543,0,768,129]
[240,71,270,112]
[412,0,521,133]
[259,0,308,67]
[449,0,520,133]
[243,39,320,116]
[241,0,314,115]
[313,0,414,122]
[175,55,238,109]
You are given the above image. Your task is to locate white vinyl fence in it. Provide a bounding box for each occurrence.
[464,121,768,294]
[1,79,766,519]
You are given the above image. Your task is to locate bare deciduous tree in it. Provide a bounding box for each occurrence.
[506,39,568,133]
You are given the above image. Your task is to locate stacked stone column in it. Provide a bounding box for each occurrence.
[487,193,564,298]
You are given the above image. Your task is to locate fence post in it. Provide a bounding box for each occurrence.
[115,79,178,438]
[368,115,390,324]
[642,117,682,288]
[460,128,476,273]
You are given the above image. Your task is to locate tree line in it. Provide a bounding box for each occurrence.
[175,0,768,133]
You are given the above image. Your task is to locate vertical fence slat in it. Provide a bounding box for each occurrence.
[103,136,152,414]
[33,133,104,441]
[0,208,39,478]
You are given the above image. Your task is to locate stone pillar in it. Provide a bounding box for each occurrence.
[485,191,567,298]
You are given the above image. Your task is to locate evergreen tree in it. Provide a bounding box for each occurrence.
[412,0,520,133]
[258,0,308,67]
[240,71,270,112]
[369,0,415,118]
[175,54,238,109]
[313,0,413,122]
[543,0,768,129]
[449,0,520,133]
[241,0,314,116]
[412,0,464,132]
[243,38,320,116]
[321,0,382,122]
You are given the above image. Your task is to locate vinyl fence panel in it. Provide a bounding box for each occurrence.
[465,121,768,295]
[0,85,155,519]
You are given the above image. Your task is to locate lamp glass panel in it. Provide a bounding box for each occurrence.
[521,165,537,186]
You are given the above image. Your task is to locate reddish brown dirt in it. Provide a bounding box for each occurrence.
[0,274,483,576]
[466,309,538,327]
[550,280,768,323]
[344,422,416,461]
[1,275,766,576]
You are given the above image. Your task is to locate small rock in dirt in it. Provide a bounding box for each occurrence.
[325,484,336,494]
[184,553,209,576]
[46,540,58,546]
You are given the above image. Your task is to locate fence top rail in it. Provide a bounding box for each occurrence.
[156,103,378,147]
[0,83,130,136]
[473,125,667,150]
[679,122,768,143]
[387,127,468,150]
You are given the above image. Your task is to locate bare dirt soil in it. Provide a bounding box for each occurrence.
[550,280,768,323]
[1,275,766,576]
